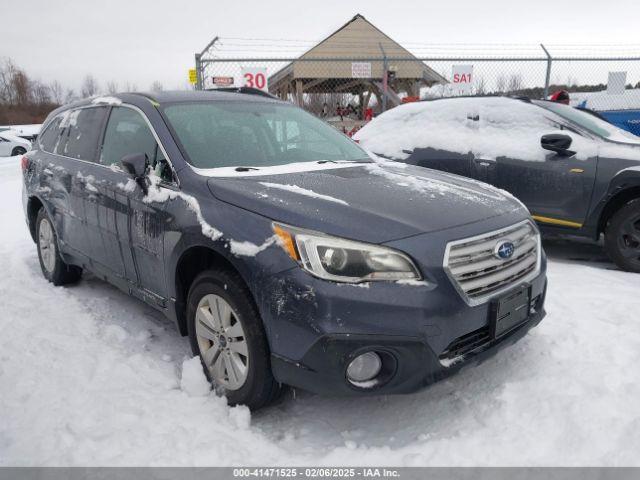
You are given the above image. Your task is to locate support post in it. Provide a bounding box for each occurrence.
[195,53,203,91]
[541,43,552,99]
[379,43,388,112]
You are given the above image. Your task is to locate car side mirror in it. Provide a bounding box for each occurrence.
[541,134,575,157]
[121,153,149,194]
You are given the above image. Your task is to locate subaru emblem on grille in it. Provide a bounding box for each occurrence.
[494,240,515,260]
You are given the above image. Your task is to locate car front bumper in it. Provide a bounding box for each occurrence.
[259,252,547,396]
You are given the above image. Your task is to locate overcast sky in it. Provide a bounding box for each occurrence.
[3,0,640,93]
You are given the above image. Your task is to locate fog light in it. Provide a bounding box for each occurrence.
[346,352,382,384]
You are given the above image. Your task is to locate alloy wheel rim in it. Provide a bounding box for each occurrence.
[195,294,249,390]
[38,218,56,273]
[618,213,640,264]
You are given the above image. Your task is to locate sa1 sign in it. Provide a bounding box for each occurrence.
[241,67,268,91]
[452,65,473,94]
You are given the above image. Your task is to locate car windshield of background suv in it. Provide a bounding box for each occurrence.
[536,100,640,144]
[162,101,371,169]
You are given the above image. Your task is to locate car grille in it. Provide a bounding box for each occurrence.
[439,326,491,362]
[439,293,543,365]
[443,220,541,305]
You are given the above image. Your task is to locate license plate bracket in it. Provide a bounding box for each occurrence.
[490,285,531,339]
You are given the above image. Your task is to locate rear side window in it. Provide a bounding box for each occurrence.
[100,107,163,167]
[39,116,63,153]
[56,107,108,161]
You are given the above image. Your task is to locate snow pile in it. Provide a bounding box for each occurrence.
[260,182,349,205]
[181,357,211,397]
[355,97,597,162]
[2,155,640,466]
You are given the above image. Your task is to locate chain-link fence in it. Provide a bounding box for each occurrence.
[195,47,640,135]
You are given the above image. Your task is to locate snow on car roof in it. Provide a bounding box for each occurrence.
[354,97,570,163]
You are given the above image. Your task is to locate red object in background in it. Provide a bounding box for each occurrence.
[550,90,570,105]
[364,108,373,121]
[401,96,420,104]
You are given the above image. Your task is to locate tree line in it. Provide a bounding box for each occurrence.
[0,57,165,125]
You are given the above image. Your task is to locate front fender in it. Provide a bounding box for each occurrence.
[586,166,640,235]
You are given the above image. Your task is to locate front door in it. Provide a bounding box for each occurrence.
[99,105,173,302]
[478,102,598,229]
[491,144,598,228]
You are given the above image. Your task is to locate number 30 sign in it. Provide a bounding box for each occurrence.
[241,67,268,91]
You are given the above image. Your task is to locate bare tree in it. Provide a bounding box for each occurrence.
[32,81,51,105]
[123,81,138,92]
[150,81,163,92]
[475,76,487,95]
[64,88,77,104]
[507,74,523,93]
[49,80,64,104]
[81,74,99,98]
[106,80,119,94]
[495,75,506,93]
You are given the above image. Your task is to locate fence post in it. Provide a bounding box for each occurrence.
[541,44,552,99]
[379,43,388,112]
[195,53,203,91]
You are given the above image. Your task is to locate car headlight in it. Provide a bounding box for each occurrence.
[273,223,421,283]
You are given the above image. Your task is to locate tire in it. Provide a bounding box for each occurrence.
[604,199,640,273]
[35,208,83,285]
[11,146,27,156]
[186,269,281,410]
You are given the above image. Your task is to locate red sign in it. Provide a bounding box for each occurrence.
[212,77,234,86]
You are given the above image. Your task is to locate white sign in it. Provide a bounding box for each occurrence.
[607,71,627,95]
[452,65,474,94]
[351,62,372,79]
[241,67,268,91]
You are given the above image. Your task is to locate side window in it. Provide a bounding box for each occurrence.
[56,107,108,161]
[39,116,63,153]
[101,107,173,182]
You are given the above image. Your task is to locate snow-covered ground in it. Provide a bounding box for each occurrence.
[1,154,639,466]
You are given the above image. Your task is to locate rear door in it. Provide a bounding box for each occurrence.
[54,106,127,277]
[99,105,173,303]
[401,103,480,180]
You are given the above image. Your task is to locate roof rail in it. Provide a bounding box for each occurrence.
[206,87,279,99]
[510,95,532,103]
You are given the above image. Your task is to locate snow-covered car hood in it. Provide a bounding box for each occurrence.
[206,162,524,243]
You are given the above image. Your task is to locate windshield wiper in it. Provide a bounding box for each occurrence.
[234,166,260,172]
[316,159,372,164]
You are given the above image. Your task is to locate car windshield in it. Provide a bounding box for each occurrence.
[162,100,370,169]
[535,100,640,144]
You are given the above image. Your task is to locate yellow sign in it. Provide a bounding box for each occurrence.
[188,69,197,84]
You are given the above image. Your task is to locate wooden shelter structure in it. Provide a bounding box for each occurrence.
[268,14,447,117]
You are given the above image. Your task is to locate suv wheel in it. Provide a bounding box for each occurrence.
[186,269,281,410]
[605,199,640,273]
[36,208,83,285]
[11,146,27,156]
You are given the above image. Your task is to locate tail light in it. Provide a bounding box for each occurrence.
[21,156,30,172]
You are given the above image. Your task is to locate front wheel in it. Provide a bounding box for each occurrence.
[36,208,83,285]
[186,269,281,410]
[604,199,640,273]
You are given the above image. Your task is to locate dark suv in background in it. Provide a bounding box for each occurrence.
[356,96,640,272]
[22,91,546,409]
